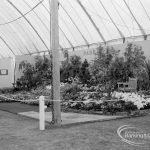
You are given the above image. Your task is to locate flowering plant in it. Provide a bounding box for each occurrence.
[111,92,150,110]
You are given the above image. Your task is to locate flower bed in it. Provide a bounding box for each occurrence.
[61,91,150,115]
[112,92,150,110]
[1,82,150,116]
[0,95,19,103]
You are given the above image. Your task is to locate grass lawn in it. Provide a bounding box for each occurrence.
[0,110,150,150]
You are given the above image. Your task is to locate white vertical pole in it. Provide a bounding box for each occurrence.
[39,95,47,130]
[50,0,61,125]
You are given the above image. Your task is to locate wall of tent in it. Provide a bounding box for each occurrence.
[0,0,150,58]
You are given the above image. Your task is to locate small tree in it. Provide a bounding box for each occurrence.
[17,61,36,90]
[89,46,119,85]
[145,60,150,89]
[34,55,52,85]
[69,55,82,78]
[79,59,91,84]
[16,55,52,90]
[60,55,82,83]
[90,43,148,92]
[60,59,71,82]
[124,43,147,90]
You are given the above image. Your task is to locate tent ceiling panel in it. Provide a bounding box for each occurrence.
[0,0,149,57]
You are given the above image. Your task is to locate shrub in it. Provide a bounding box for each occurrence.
[34,55,52,86]
[61,83,82,101]
[101,100,137,115]
[89,46,120,94]
[60,55,82,83]
[78,59,91,84]
[0,95,18,103]
[60,56,91,85]
[124,101,137,115]
[90,43,148,93]
[16,55,52,91]
[0,87,14,94]
[16,61,35,90]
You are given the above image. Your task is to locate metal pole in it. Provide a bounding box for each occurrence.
[50,0,61,125]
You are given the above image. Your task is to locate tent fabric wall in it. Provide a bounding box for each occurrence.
[0,58,14,88]
[0,0,150,58]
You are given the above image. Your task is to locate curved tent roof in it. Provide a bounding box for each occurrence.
[0,0,150,58]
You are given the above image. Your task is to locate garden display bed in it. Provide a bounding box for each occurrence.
[0,82,150,117]
[0,90,150,117]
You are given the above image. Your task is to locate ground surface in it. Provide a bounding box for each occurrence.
[0,108,150,150]
[0,102,122,125]
[0,102,39,113]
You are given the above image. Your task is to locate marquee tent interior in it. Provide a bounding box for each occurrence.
[0,0,150,58]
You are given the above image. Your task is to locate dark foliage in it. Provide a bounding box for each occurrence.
[90,43,147,93]
[61,83,82,101]
[78,59,91,84]
[60,55,91,84]
[16,55,52,90]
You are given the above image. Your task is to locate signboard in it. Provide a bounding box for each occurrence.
[0,69,8,75]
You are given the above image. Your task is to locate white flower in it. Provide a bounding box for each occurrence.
[145,98,150,105]
[134,101,144,109]
[71,102,77,107]
[111,91,150,108]
[95,100,103,104]
[46,85,51,90]
[103,93,108,97]
[60,83,65,87]
[83,99,91,104]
